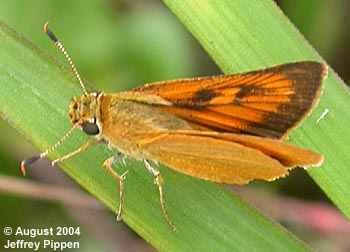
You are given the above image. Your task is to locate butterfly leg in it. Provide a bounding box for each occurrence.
[103,153,128,221]
[143,159,176,231]
[52,139,106,166]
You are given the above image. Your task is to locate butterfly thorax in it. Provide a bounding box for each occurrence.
[68,91,196,157]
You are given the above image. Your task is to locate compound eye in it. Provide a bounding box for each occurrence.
[81,122,99,135]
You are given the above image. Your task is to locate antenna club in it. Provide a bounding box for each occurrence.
[43,22,58,43]
[20,161,27,176]
[20,154,42,176]
[42,22,87,94]
[43,21,50,32]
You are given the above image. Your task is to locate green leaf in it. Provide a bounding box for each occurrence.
[0,0,349,250]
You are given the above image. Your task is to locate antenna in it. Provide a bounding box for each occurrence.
[43,21,87,95]
[21,22,87,174]
[21,124,80,175]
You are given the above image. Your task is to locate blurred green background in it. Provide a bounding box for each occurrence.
[0,0,349,251]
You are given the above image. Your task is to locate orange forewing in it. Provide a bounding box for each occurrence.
[134,62,326,139]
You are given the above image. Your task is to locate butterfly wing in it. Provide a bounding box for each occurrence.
[134,62,327,139]
[136,131,323,184]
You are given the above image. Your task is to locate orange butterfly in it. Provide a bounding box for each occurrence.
[21,22,327,230]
